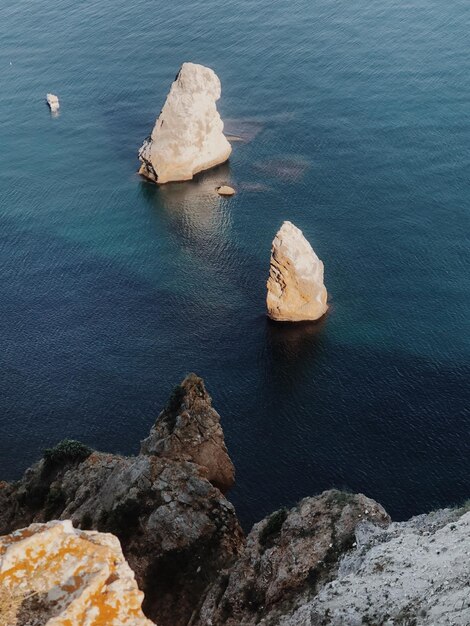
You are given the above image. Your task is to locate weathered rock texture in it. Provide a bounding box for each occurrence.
[0,374,242,626]
[194,494,470,626]
[194,490,390,625]
[1,373,469,626]
[267,221,328,322]
[277,506,470,626]
[0,520,153,626]
[141,373,235,494]
[138,62,232,184]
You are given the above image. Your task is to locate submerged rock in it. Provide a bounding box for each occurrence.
[266,220,328,322]
[0,374,242,626]
[138,63,232,184]
[0,520,154,625]
[46,93,59,113]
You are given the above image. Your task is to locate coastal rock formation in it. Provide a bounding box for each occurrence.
[267,221,328,322]
[277,506,470,626]
[138,63,232,184]
[46,93,59,113]
[0,374,242,626]
[1,374,469,626]
[141,373,235,493]
[195,490,390,625]
[194,493,470,626]
[0,520,154,626]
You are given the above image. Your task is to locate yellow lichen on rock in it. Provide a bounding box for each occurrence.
[0,520,155,626]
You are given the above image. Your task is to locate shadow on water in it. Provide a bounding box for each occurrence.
[229,323,470,529]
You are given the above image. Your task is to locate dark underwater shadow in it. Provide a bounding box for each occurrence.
[0,215,469,534]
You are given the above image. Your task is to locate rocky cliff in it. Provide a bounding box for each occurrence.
[0,375,468,626]
[195,495,470,626]
[0,374,242,626]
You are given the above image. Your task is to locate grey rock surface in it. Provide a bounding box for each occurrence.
[194,490,391,625]
[280,506,470,626]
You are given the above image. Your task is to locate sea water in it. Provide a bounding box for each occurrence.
[1,0,469,528]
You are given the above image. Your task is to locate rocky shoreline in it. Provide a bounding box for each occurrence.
[0,375,468,625]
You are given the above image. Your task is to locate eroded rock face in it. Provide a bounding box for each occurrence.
[138,62,232,184]
[0,375,243,626]
[277,507,470,626]
[0,520,153,626]
[141,373,235,493]
[267,221,328,322]
[195,490,390,625]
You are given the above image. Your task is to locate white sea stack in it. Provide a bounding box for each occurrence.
[139,62,232,184]
[0,520,155,625]
[266,221,328,322]
[46,93,59,112]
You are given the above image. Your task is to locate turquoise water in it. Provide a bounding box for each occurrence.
[1,0,469,527]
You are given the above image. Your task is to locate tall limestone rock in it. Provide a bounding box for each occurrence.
[266,221,328,322]
[138,63,232,184]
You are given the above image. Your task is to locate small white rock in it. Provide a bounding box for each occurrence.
[46,93,60,113]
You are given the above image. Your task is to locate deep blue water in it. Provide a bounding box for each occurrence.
[1,0,469,529]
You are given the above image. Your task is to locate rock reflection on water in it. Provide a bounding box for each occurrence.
[140,163,234,246]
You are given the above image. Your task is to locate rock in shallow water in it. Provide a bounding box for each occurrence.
[266,220,328,322]
[0,520,154,625]
[138,62,232,184]
[216,185,236,196]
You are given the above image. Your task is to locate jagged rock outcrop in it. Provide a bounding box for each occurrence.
[195,493,470,626]
[0,374,243,626]
[0,520,154,626]
[138,62,232,184]
[267,221,328,322]
[194,490,390,625]
[141,373,235,493]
